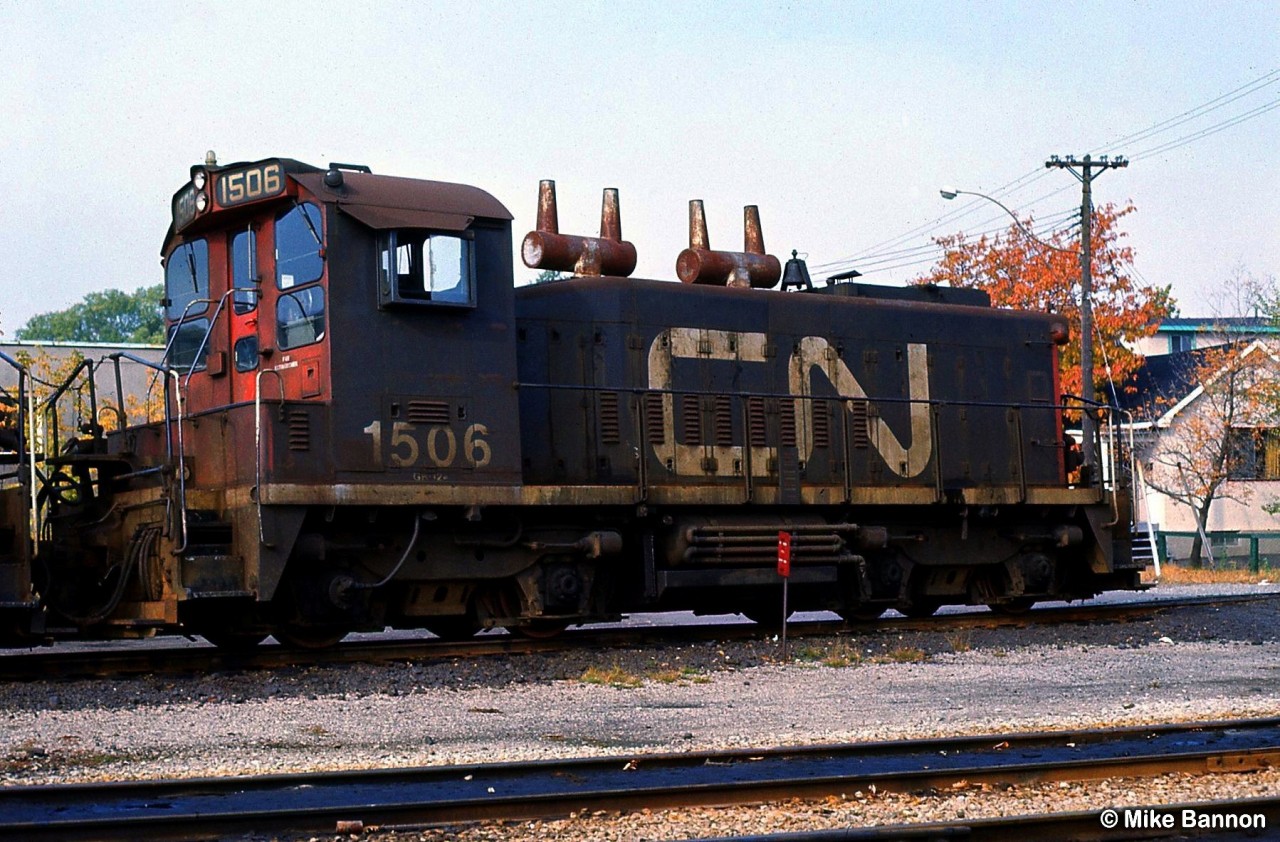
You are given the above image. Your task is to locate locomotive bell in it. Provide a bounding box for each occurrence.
[781,250,813,291]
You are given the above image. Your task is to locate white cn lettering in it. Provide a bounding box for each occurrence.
[646,328,932,479]
[788,337,932,477]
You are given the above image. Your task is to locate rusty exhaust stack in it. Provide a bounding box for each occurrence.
[521,180,638,277]
[675,201,781,288]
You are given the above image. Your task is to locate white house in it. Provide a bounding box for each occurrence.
[1118,338,1280,566]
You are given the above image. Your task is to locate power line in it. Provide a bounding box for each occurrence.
[815,67,1280,276]
[1129,94,1280,160]
[1092,68,1280,154]
[829,216,1084,279]
[819,190,1078,271]
[841,209,1079,271]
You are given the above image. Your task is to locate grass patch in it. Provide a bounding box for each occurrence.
[944,631,972,654]
[580,664,644,689]
[795,641,863,668]
[1153,564,1272,585]
[874,646,928,664]
[648,665,709,684]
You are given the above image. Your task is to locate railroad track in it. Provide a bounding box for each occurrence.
[0,592,1274,681]
[1,717,1277,841]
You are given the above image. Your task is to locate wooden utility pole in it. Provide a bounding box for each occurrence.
[1045,153,1128,482]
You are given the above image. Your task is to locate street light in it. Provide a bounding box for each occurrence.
[938,189,1076,254]
[939,187,1097,481]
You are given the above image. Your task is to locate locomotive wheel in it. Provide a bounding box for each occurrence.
[839,605,888,623]
[989,598,1036,615]
[899,599,942,619]
[200,631,268,652]
[274,625,349,650]
[741,603,794,630]
[508,619,569,639]
[424,617,481,641]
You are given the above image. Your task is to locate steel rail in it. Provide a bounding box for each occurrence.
[1,719,1278,841]
[0,592,1274,681]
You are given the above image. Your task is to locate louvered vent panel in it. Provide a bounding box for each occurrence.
[811,400,830,449]
[681,395,702,445]
[599,392,621,444]
[644,393,665,444]
[747,397,767,447]
[779,399,797,447]
[850,400,870,449]
[713,395,733,446]
[287,410,311,451]
[408,400,451,425]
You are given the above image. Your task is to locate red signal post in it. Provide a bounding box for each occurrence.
[777,531,792,577]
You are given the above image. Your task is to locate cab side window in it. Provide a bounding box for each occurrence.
[377,230,475,308]
[275,203,326,350]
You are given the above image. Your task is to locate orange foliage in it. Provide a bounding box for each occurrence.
[915,202,1174,402]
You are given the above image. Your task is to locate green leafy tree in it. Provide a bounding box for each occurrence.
[532,269,565,284]
[16,285,164,344]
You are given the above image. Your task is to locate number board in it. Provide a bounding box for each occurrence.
[214,160,286,209]
[172,183,198,232]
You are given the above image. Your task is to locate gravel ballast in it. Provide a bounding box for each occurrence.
[3,584,1279,839]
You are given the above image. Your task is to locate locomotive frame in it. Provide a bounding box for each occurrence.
[0,155,1138,647]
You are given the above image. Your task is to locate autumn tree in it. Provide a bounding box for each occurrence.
[1141,341,1280,567]
[915,202,1174,403]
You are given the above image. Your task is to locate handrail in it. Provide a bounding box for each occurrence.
[103,350,175,431]
[183,288,260,392]
[0,352,37,544]
[153,288,260,553]
[167,369,190,554]
[39,357,97,445]
[254,368,286,546]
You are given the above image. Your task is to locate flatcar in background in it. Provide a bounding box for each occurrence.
[0,154,1137,648]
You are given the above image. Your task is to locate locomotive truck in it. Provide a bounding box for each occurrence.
[0,155,1138,648]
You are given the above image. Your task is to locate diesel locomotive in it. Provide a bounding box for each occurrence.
[0,154,1138,648]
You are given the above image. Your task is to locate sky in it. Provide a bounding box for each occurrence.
[1,0,1277,333]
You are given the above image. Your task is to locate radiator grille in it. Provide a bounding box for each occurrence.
[644,393,665,444]
[850,400,870,449]
[779,399,797,447]
[408,400,451,425]
[747,397,767,447]
[681,395,702,445]
[811,399,830,449]
[286,410,310,451]
[598,392,621,444]
[713,395,733,446]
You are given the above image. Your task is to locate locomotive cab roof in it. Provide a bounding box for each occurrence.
[165,157,512,250]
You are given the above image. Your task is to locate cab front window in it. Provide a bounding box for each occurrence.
[275,203,324,289]
[277,286,325,350]
[165,239,209,320]
[168,318,210,372]
[274,203,325,350]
